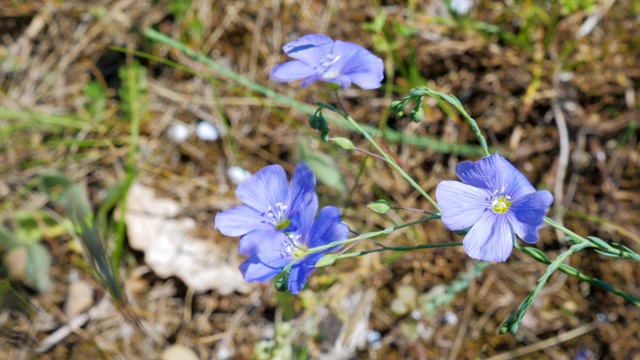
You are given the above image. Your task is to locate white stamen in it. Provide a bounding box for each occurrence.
[316,54,342,79]
[283,232,305,256]
[262,202,289,225]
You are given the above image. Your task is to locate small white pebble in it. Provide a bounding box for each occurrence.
[216,346,232,360]
[167,123,190,143]
[262,325,276,340]
[411,309,422,320]
[450,0,474,15]
[161,345,199,360]
[227,166,252,185]
[559,71,574,82]
[367,330,381,344]
[196,121,219,141]
[417,323,434,340]
[444,311,458,325]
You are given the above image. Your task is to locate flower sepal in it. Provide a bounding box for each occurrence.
[315,254,339,268]
[274,272,290,292]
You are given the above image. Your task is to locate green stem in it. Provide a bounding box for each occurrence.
[544,216,589,242]
[412,86,490,157]
[111,61,142,276]
[334,241,463,261]
[283,214,440,273]
[342,114,441,211]
[544,216,640,262]
[353,147,387,162]
[313,214,440,254]
[451,104,490,157]
[502,242,593,334]
[515,243,640,306]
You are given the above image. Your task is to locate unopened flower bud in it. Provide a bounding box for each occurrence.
[368,199,392,214]
[315,254,338,268]
[332,137,356,151]
[409,106,425,123]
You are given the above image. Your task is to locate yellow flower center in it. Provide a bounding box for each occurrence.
[275,218,291,230]
[292,244,308,260]
[492,195,512,214]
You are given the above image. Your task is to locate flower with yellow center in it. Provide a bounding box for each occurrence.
[436,153,554,262]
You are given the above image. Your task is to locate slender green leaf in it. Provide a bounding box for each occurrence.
[0,225,19,250]
[25,243,52,293]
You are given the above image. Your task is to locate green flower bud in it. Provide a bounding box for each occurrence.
[309,110,330,142]
[409,105,424,123]
[332,137,356,151]
[368,199,392,214]
[315,254,338,268]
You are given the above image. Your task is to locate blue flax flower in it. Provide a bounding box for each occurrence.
[215,163,318,255]
[239,206,349,294]
[270,34,384,90]
[435,153,554,262]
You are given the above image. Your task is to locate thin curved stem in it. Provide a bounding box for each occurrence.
[354,147,387,162]
[282,214,441,274]
[344,113,440,211]
[544,216,640,262]
[515,243,640,306]
[309,214,440,255]
[544,216,589,242]
[333,242,463,261]
[332,90,440,211]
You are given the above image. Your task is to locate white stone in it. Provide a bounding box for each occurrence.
[196,121,219,141]
[167,123,190,143]
[227,166,252,185]
[450,0,474,15]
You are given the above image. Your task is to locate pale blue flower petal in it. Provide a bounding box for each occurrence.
[322,75,353,89]
[298,75,324,88]
[271,34,383,90]
[235,164,288,213]
[439,153,552,262]
[455,159,491,189]
[436,180,489,231]
[283,34,333,55]
[214,205,270,237]
[269,61,316,83]
[456,153,535,200]
[307,206,349,249]
[286,163,318,228]
[286,42,333,67]
[239,252,291,283]
[463,214,514,262]
[288,253,324,294]
[216,160,348,292]
[237,228,284,256]
[508,190,554,244]
[347,70,384,90]
[333,41,384,89]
